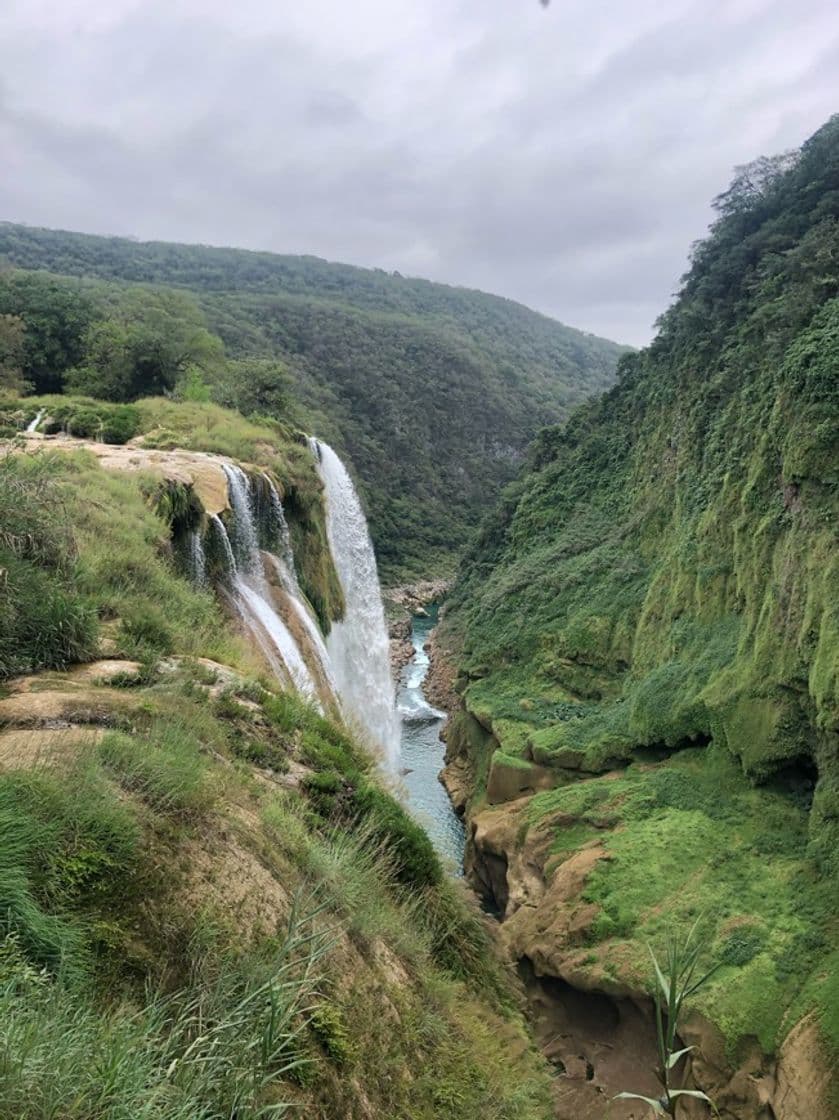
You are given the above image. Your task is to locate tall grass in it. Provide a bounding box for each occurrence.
[0,452,98,677]
[0,896,333,1120]
[98,723,217,817]
[0,761,139,973]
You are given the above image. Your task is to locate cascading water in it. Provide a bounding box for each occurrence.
[209,480,321,702]
[265,478,296,575]
[188,530,206,586]
[26,408,46,434]
[309,438,400,768]
[222,465,260,573]
[209,514,237,577]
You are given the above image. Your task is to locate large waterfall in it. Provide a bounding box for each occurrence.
[309,438,401,769]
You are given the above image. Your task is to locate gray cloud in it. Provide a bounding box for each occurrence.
[0,0,836,344]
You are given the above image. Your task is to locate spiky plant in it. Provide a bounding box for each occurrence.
[615,923,718,1117]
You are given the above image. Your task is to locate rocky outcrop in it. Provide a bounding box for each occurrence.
[384,579,451,615]
[388,615,414,678]
[464,790,836,1120]
[424,623,460,713]
[384,579,452,679]
[24,432,232,514]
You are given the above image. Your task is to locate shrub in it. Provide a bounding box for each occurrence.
[354,781,443,889]
[65,407,103,439]
[101,405,139,445]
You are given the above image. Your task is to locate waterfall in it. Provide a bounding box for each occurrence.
[26,408,46,434]
[265,478,297,575]
[222,464,260,573]
[236,578,319,697]
[209,514,237,578]
[209,498,321,703]
[188,530,206,586]
[309,438,400,768]
[188,453,396,762]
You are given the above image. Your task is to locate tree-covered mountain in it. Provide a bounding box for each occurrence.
[442,116,839,1110]
[0,223,626,581]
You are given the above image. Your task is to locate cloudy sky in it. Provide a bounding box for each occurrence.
[1,0,837,344]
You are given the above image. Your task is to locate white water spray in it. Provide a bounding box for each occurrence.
[222,464,260,573]
[310,438,400,768]
[26,408,46,434]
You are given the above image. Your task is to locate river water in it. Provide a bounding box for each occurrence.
[398,607,466,871]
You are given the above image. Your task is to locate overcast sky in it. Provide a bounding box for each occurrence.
[1,1,837,345]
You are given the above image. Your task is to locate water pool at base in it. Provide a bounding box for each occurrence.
[398,607,466,871]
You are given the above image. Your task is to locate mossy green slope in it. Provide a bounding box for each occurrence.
[445,118,839,1065]
[0,424,552,1119]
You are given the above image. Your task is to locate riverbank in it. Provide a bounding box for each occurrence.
[384,578,451,678]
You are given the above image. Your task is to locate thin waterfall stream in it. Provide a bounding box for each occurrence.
[398,606,466,870]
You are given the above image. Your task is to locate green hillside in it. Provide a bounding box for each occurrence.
[0,223,626,581]
[443,116,839,1081]
[0,406,552,1119]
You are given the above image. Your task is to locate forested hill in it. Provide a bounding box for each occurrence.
[0,223,626,580]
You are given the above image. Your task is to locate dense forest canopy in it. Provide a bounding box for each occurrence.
[0,224,627,581]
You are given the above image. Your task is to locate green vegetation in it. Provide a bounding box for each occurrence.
[616,926,717,1118]
[445,117,839,1070]
[0,431,552,1118]
[0,222,625,579]
[525,745,834,1055]
[0,452,99,677]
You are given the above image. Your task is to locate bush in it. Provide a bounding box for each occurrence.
[101,405,139,445]
[354,782,443,889]
[66,407,102,439]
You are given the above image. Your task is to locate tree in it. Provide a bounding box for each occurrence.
[208,356,296,420]
[66,288,225,402]
[0,272,96,393]
[0,313,27,394]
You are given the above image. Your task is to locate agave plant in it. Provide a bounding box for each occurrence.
[615,923,719,1117]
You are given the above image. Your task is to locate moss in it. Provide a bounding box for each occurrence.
[444,128,839,1070]
[529,746,834,1056]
